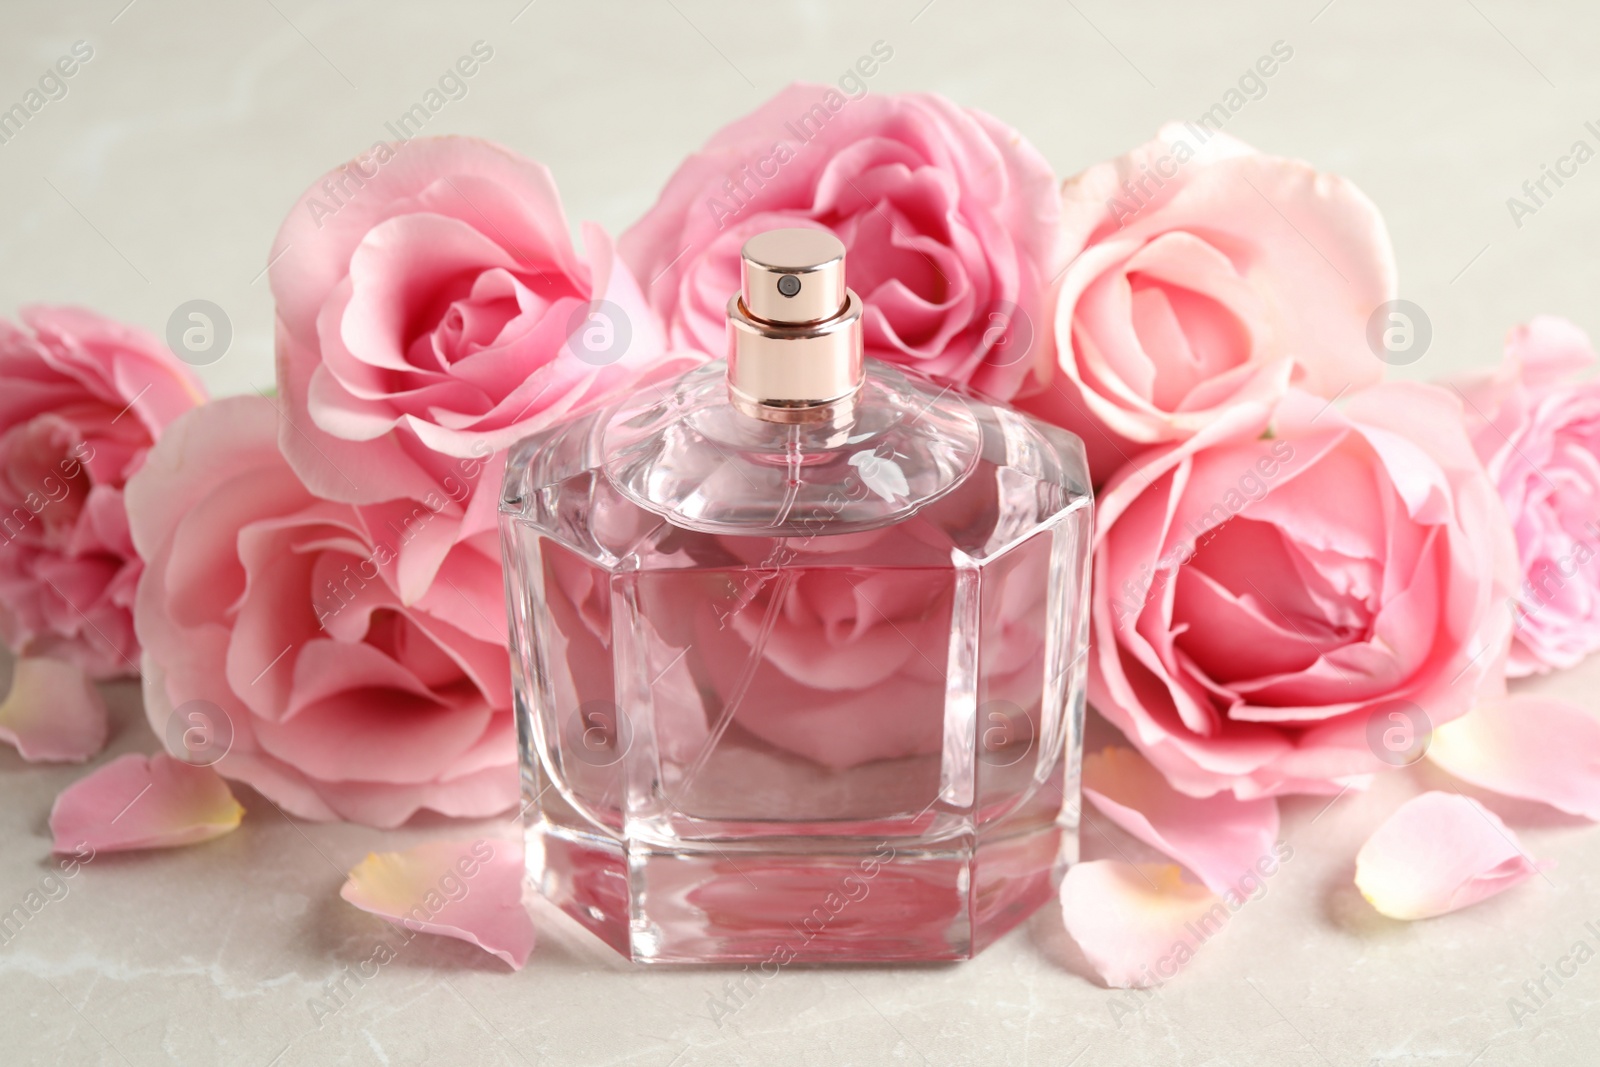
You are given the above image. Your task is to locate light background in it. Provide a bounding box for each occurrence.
[2,2,1599,1065]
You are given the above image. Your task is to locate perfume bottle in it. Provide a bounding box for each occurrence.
[500,229,1092,963]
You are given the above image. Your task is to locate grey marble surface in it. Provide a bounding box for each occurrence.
[2,1,1600,1064]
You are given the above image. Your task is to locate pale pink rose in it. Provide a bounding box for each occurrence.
[1021,125,1395,482]
[532,526,953,775]
[691,557,951,769]
[680,521,1050,771]
[270,135,686,600]
[1451,316,1600,674]
[1090,383,1518,799]
[621,83,1061,399]
[127,395,516,827]
[0,306,205,677]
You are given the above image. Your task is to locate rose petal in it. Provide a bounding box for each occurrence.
[1082,746,1279,893]
[339,837,534,970]
[1429,695,1600,820]
[1354,791,1546,920]
[49,752,244,853]
[0,656,109,762]
[1059,860,1221,988]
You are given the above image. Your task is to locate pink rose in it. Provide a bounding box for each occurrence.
[620,83,1061,399]
[690,538,955,769]
[127,396,515,827]
[0,306,204,677]
[1020,126,1396,482]
[270,135,683,594]
[1453,316,1600,674]
[1090,383,1517,799]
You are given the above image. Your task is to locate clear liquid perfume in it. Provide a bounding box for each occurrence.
[500,229,1092,963]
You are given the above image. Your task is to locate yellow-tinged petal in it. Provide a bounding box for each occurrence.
[0,657,109,762]
[1060,860,1226,988]
[340,837,534,970]
[1083,746,1280,894]
[1355,791,1545,920]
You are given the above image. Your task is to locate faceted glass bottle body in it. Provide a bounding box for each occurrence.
[500,359,1092,963]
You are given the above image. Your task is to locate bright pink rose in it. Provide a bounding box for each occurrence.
[1453,316,1600,674]
[1021,125,1396,482]
[270,135,682,597]
[1090,383,1518,799]
[127,396,515,827]
[621,83,1061,399]
[0,306,204,677]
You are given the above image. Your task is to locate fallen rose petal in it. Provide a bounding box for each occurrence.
[1429,695,1600,820]
[0,656,109,762]
[1059,860,1221,988]
[49,752,244,853]
[1083,746,1280,894]
[340,837,534,970]
[1354,791,1546,920]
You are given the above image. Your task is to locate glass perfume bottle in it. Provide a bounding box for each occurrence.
[500,229,1092,963]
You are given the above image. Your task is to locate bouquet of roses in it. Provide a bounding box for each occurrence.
[5,82,1597,984]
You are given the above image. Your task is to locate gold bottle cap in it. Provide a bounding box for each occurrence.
[727,228,863,423]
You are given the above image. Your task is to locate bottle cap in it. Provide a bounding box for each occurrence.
[727,228,863,423]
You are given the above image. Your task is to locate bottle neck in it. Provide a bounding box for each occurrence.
[725,291,865,424]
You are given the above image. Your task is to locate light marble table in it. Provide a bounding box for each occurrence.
[3,1,1600,1064]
